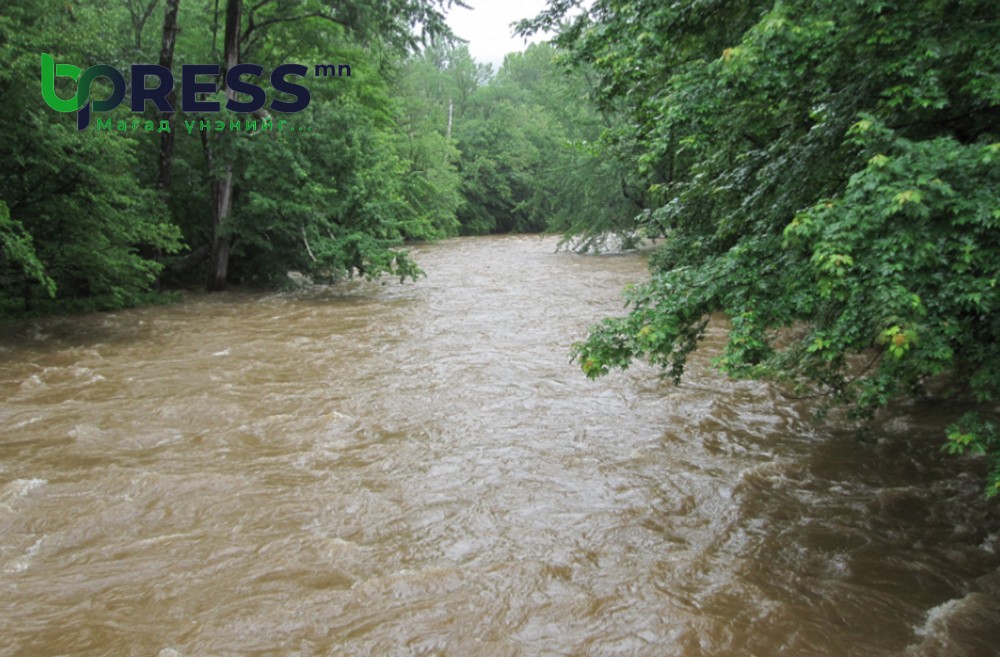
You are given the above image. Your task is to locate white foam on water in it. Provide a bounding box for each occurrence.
[19,374,45,390]
[10,416,41,430]
[1,478,48,520]
[914,596,965,639]
[68,366,103,382]
[906,592,1000,656]
[3,537,43,574]
[67,424,107,441]
[4,478,47,498]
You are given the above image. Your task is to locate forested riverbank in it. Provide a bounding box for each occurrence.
[1,0,633,316]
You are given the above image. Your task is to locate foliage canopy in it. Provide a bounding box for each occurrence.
[0,0,615,311]
[520,0,1000,493]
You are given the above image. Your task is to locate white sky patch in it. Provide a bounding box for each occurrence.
[446,0,555,70]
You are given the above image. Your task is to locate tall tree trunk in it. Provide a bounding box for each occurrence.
[156,0,181,192]
[206,0,241,292]
[151,0,180,290]
[446,97,453,141]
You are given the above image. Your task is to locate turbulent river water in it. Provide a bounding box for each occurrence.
[1,235,999,657]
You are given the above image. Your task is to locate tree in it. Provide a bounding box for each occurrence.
[204,0,241,292]
[447,42,631,238]
[498,43,638,246]
[391,46,472,239]
[155,0,181,192]
[0,0,182,314]
[522,1,1000,493]
[200,0,466,290]
[1,0,479,310]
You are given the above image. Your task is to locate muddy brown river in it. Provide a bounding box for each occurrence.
[1,235,998,656]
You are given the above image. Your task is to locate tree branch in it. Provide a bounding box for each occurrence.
[242,11,348,45]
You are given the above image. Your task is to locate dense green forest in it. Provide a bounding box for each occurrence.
[2,0,999,492]
[0,0,624,313]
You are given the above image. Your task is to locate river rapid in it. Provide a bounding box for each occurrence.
[1,235,998,656]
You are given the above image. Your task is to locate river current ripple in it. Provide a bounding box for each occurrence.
[1,235,998,656]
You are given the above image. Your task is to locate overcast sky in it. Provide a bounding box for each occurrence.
[445,0,554,70]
